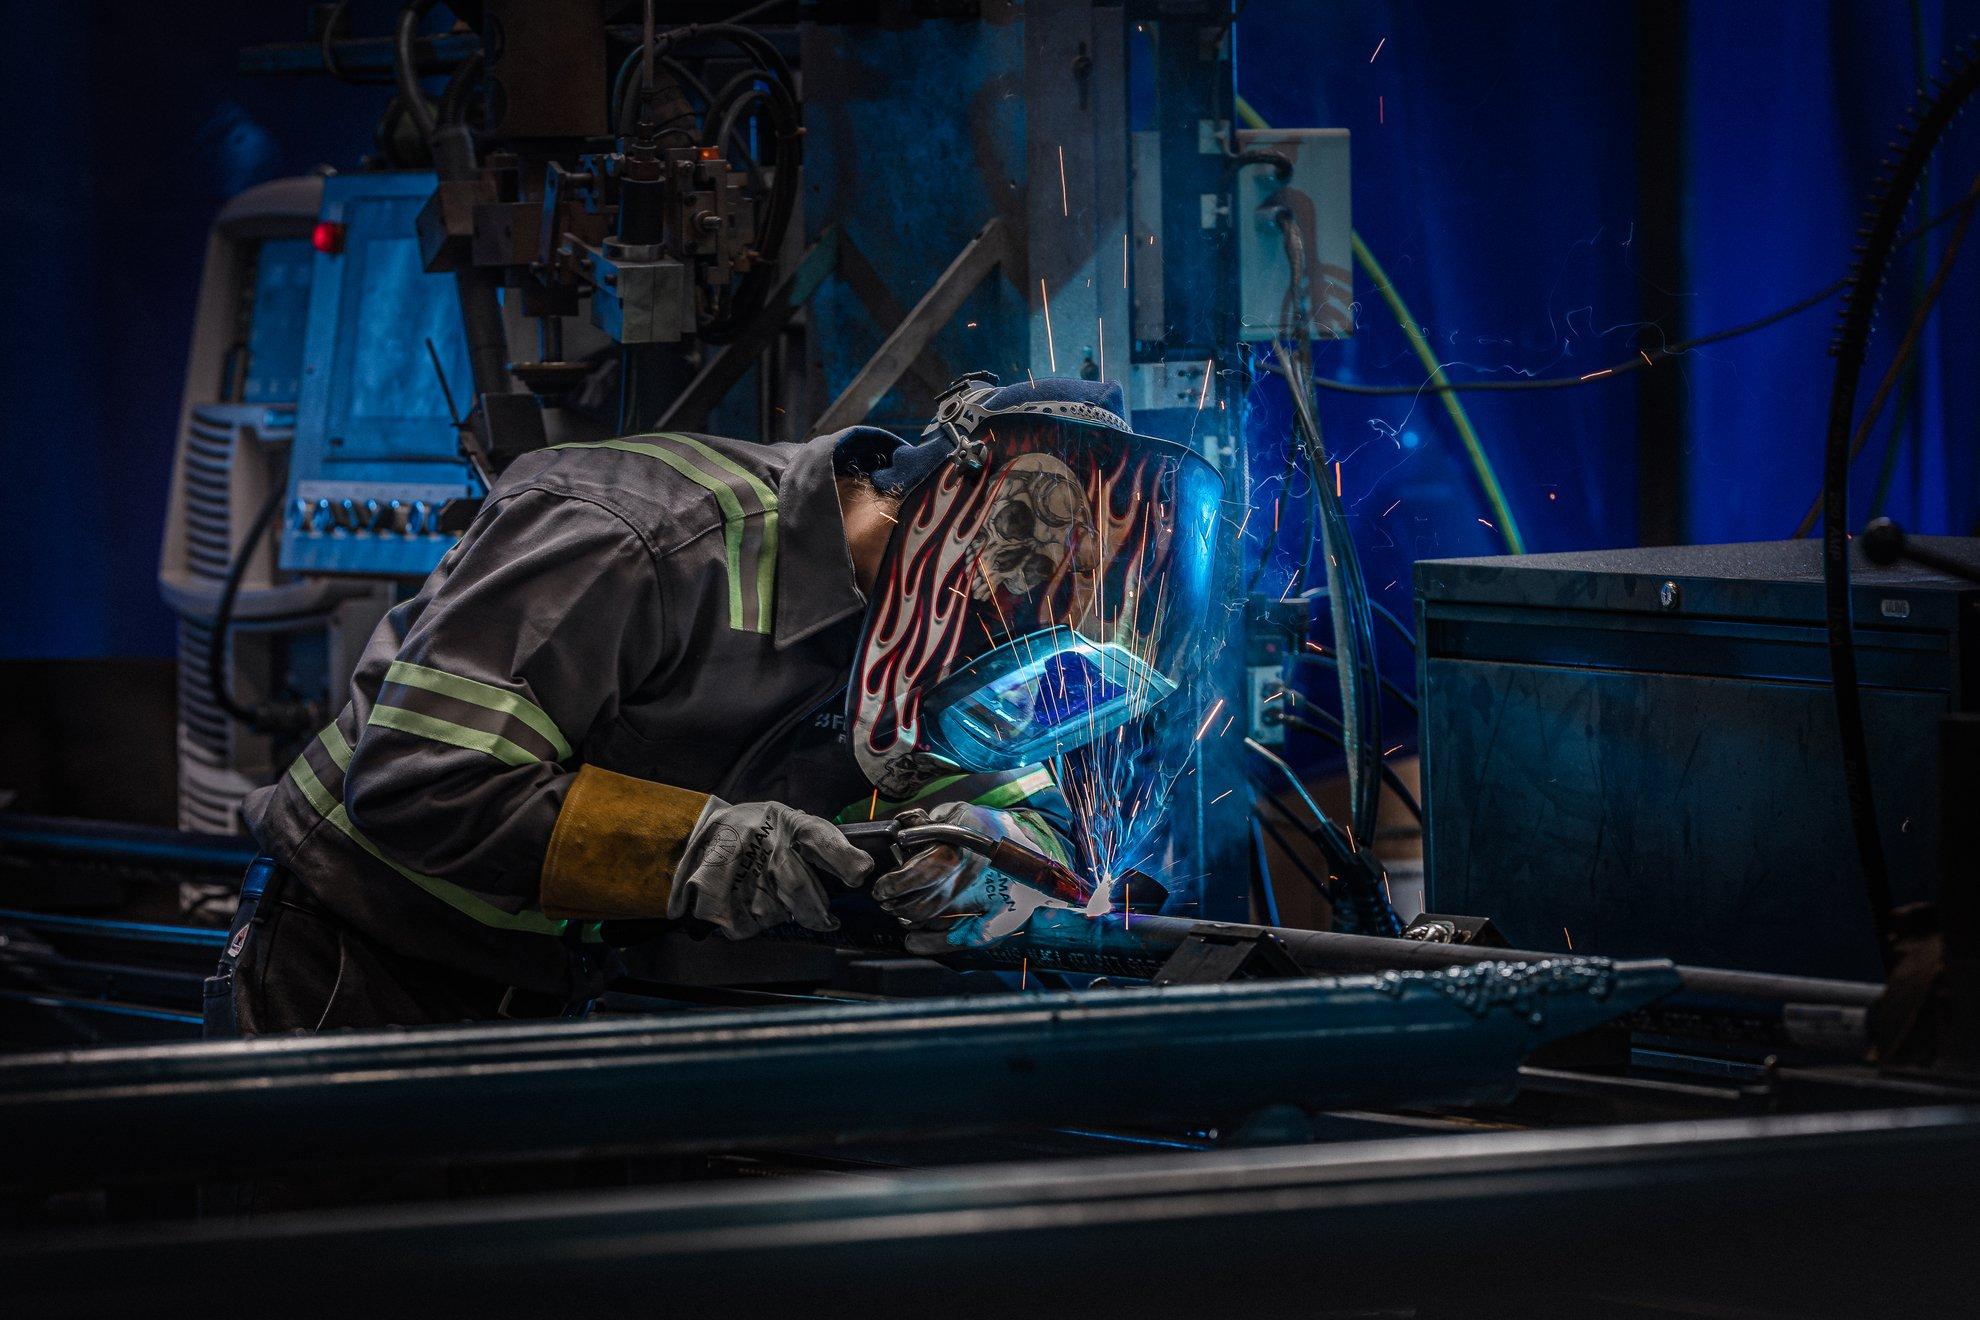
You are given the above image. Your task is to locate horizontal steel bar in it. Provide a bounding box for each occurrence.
[0,909,229,951]
[0,957,1676,1188]
[8,1105,1975,1317]
[0,814,257,874]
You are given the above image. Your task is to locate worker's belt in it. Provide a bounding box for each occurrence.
[284,723,602,943]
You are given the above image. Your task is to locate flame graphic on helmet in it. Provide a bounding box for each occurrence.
[850,415,1179,796]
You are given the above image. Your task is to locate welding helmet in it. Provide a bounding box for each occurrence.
[846,376,1223,798]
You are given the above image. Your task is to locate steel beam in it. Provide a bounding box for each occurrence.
[812,217,1015,433]
[0,958,1674,1188]
[7,1105,1975,1318]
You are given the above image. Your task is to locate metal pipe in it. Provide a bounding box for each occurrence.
[0,958,1676,1188]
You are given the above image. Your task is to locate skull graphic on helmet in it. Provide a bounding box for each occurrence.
[967,454,1100,623]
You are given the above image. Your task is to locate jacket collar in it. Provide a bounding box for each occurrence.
[773,432,871,649]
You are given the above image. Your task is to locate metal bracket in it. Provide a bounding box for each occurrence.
[1152,926,1305,986]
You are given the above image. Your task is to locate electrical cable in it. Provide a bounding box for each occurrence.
[1302,174,1980,400]
[393,0,442,142]
[1790,164,1980,538]
[206,478,315,738]
[1820,41,1980,975]
[1237,94,1524,554]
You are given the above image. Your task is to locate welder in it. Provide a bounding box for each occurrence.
[208,377,1219,1034]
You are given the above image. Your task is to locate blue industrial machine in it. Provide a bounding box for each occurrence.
[280,172,480,579]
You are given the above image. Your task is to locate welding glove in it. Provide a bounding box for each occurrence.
[871,802,1080,954]
[666,798,875,939]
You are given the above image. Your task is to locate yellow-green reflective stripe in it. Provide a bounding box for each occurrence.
[383,661,570,759]
[657,433,779,630]
[285,758,569,936]
[834,767,1060,824]
[369,704,540,768]
[320,723,353,770]
[970,768,1057,812]
[560,438,751,629]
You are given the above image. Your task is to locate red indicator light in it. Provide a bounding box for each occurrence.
[311,221,346,254]
[697,146,721,161]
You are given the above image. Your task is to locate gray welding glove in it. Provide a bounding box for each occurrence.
[666,798,874,940]
[871,802,1079,954]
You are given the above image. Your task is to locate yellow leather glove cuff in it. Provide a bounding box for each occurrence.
[540,764,710,920]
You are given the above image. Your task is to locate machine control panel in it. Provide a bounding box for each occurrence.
[287,481,477,576]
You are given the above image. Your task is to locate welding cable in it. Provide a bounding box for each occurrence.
[1271,686,1423,817]
[1819,41,1980,974]
[1252,797,1338,905]
[1789,162,1980,539]
[1268,711,1424,825]
[1271,209,1384,844]
[1248,816,1284,927]
[1305,590,1418,650]
[1244,738,1404,936]
[1290,650,1418,715]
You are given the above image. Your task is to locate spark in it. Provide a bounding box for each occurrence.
[869,789,879,820]
[966,320,978,329]
[1369,36,1386,61]
[1384,743,1404,756]
[1278,568,1302,602]
[1195,361,1214,412]
[1563,927,1574,950]
[1218,714,1235,738]
[1261,689,1284,704]
[1333,461,1342,497]
[1021,955,1029,989]
[1381,499,1401,517]
[1303,640,1327,654]
[1477,517,1495,530]
[1123,232,1130,288]
[1057,145,1069,217]
[1097,315,1106,379]
[1193,698,1227,743]
[1383,579,1396,591]
[1548,491,1557,502]
[1638,350,1654,367]
[1378,95,1384,124]
[1579,367,1615,382]
[1040,278,1058,371]
[875,508,898,524]
[1124,883,1131,929]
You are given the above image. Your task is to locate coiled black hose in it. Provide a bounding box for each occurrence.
[1822,40,1980,974]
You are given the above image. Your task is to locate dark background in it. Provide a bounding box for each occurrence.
[3,0,1977,663]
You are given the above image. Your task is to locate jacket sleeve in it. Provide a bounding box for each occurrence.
[343,489,704,919]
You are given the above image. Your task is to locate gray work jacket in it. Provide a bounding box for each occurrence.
[243,430,1064,995]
